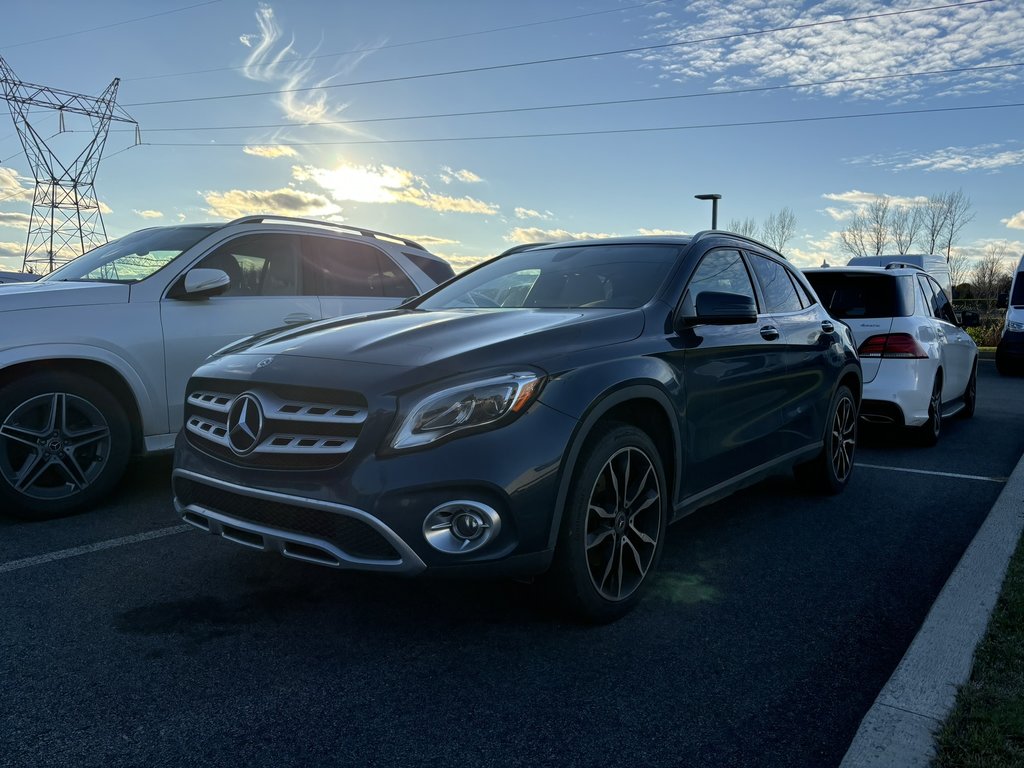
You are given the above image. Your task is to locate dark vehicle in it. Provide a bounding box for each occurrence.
[173,233,861,621]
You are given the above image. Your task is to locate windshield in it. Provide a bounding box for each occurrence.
[41,226,214,283]
[416,243,681,310]
[1012,274,1024,307]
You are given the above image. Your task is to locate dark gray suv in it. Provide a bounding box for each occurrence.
[173,232,861,621]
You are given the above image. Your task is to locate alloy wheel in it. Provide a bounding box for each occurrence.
[830,394,857,483]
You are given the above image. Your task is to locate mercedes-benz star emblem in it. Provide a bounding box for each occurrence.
[226,393,264,456]
[256,357,274,369]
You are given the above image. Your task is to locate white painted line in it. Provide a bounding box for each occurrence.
[856,463,1007,484]
[0,524,192,575]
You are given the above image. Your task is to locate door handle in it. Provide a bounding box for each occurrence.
[760,325,780,341]
[283,313,314,325]
[821,320,835,333]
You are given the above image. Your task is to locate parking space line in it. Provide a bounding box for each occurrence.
[856,463,1008,484]
[0,524,192,575]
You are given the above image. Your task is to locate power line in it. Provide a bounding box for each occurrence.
[126,0,668,83]
[123,0,996,108]
[0,0,223,50]
[140,101,1024,147]
[100,62,1023,134]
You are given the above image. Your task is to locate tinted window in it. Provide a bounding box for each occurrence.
[304,238,417,298]
[684,249,757,309]
[920,275,958,324]
[1012,274,1024,307]
[418,244,679,310]
[403,251,456,284]
[804,272,914,319]
[749,254,803,313]
[196,234,301,296]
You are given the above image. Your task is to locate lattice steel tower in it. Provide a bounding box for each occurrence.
[0,56,137,273]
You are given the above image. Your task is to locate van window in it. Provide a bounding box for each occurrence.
[1011,275,1024,307]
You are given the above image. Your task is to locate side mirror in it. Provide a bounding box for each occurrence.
[997,293,1009,309]
[176,268,230,300]
[959,311,980,328]
[693,291,758,325]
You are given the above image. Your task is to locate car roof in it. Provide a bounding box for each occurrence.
[804,266,918,276]
[529,235,694,249]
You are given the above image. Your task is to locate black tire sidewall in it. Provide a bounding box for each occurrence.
[549,422,668,623]
[0,371,131,519]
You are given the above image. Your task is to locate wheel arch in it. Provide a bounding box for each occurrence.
[0,357,146,454]
[545,384,680,551]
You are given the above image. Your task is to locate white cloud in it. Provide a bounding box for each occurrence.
[0,167,33,202]
[440,167,483,184]
[514,207,553,220]
[243,145,299,159]
[821,190,928,219]
[643,1,1024,101]
[637,227,688,236]
[1004,211,1024,230]
[133,209,163,219]
[853,143,1024,173]
[399,235,459,247]
[0,211,31,230]
[0,241,23,271]
[203,187,341,219]
[294,162,499,215]
[506,227,617,244]
[240,4,378,131]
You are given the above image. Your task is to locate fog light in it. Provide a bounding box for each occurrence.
[423,501,501,554]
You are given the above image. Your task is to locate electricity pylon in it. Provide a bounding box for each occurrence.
[0,56,138,273]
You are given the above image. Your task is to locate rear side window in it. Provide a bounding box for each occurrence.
[805,273,914,318]
[303,237,417,298]
[748,254,803,313]
[403,251,456,284]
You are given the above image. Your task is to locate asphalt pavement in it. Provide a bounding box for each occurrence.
[1,361,1022,768]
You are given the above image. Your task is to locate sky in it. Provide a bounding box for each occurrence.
[1,0,1023,275]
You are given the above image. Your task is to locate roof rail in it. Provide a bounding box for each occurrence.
[226,215,427,251]
[691,229,786,258]
[883,261,926,272]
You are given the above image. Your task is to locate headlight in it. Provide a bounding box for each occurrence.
[1008,320,1024,332]
[391,372,544,450]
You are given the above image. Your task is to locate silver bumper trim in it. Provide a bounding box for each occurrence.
[173,468,426,575]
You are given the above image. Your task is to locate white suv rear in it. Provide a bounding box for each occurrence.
[804,265,978,446]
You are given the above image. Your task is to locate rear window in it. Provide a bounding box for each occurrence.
[403,251,456,284]
[804,272,914,319]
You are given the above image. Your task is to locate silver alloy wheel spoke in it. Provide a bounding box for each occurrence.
[587,526,616,551]
[0,423,44,448]
[15,453,51,491]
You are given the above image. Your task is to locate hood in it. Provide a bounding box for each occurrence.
[0,280,130,312]
[226,308,645,373]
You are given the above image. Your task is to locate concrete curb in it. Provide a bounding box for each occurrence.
[839,449,1024,767]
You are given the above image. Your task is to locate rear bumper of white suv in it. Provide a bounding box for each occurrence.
[861,359,935,427]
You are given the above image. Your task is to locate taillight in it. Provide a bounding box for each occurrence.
[858,333,928,359]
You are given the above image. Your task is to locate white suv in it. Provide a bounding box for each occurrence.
[0,215,453,519]
[804,264,978,446]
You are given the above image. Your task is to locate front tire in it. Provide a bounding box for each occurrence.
[547,422,668,623]
[0,372,131,520]
[794,385,857,495]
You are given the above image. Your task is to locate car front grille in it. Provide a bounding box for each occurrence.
[174,476,400,561]
[183,379,368,469]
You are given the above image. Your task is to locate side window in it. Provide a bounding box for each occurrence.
[403,251,456,284]
[748,253,803,313]
[303,237,417,298]
[923,275,958,324]
[195,234,300,297]
[682,249,757,313]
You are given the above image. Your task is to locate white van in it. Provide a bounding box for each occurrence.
[996,254,1024,375]
[847,254,953,299]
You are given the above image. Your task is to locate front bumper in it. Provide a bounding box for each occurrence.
[173,400,577,577]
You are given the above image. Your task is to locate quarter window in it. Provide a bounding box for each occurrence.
[748,254,803,313]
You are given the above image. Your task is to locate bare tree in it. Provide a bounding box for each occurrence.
[866,197,891,256]
[728,217,759,238]
[948,249,971,289]
[971,243,1011,298]
[840,212,870,258]
[921,194,950,255]
[941,188,974,260]
[890,204,924,255]
[761,207,797,253]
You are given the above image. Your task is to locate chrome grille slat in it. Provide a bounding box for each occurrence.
[186,415,230,447]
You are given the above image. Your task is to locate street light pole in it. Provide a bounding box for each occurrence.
[694,193,722,230]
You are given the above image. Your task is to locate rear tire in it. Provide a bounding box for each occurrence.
[794,385,857,495]
[915,375,942,447]
[546,422,668,623]
[961,362,977,419]
[0,372,131,520]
